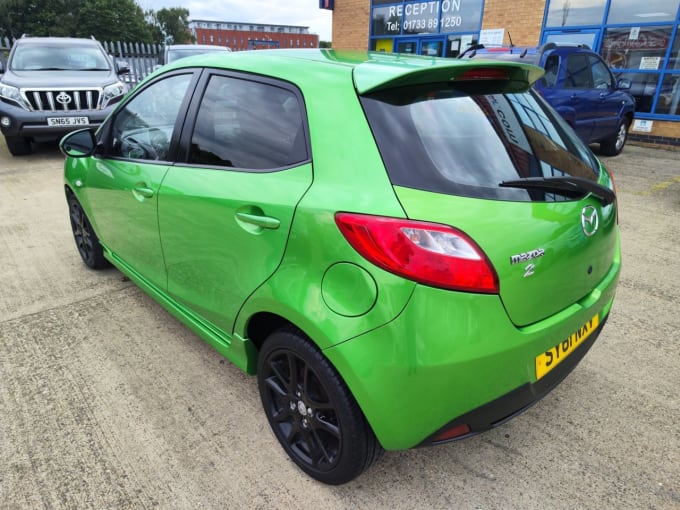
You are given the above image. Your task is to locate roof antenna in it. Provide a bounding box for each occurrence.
[507,31,514,48]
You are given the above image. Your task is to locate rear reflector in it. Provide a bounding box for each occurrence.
[335,213,499,294]
[432,424,471,442]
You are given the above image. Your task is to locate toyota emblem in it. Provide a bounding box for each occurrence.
[581,206,599,237]
[56,91,72,105]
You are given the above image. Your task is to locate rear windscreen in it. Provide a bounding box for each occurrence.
[360,85,600,202]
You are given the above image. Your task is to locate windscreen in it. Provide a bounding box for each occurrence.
[11,45,110,71]
[361,85,600,202]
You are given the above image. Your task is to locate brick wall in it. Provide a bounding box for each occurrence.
[332,0,370,50]
[482,0,545,46]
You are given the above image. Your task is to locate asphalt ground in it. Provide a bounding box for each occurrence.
[0,139,678,509]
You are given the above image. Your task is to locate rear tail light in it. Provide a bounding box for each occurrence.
[335,213,499,294]
[455,69,510,81]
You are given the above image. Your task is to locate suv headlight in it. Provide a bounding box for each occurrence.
[0,83,30,110]
[102,81,127,106]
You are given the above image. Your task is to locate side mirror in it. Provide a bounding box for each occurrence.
[60,129,97,158]
[116,60,130,75]
[617,78,632,90]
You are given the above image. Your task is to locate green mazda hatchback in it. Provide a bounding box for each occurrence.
[61,49,620,485]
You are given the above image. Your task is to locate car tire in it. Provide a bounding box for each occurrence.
[600,119,630,157]
[5,136,32,156]
[67,193,110,269]
[257,327,382,485]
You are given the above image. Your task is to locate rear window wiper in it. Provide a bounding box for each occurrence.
[499,176,616,206]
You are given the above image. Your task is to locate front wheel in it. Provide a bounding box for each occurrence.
[67,193,110,269]
[600,119,629,156]
[257,327,382,485]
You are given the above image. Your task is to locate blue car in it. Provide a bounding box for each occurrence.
[472,43,635,156]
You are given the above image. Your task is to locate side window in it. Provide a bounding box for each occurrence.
[543,55,560,87]
[110,74,192,161]
[189,75,307,170]
[565,54,593,89]
[590,56,613,89]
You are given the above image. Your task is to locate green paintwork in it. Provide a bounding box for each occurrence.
[392,165,618,326]
[64,49,621,451]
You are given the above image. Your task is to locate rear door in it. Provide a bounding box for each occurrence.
[563,53,596,142]
[158,71,313,334]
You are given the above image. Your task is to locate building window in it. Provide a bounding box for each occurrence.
[542,0,680,118]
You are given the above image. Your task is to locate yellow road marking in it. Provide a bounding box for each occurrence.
[640,176,680,196]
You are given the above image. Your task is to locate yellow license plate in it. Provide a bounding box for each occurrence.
[535,314,600,380]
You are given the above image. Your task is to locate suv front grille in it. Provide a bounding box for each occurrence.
[23,89,101,112]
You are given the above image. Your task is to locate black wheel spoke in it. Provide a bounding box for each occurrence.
[309,427,334,465]
[313,414,341,440]
[264,374,289,400]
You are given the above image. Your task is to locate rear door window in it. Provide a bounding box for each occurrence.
[360,85,600,201]
[188,74,308,171]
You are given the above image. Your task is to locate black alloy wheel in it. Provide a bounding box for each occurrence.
[257,327,381,485]
[67,193,109,269]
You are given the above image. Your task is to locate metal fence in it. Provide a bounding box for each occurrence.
[0,37,163,84]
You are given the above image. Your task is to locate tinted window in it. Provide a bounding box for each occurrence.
[590,56,613,89]
[543,55,559,87]
[110,74,192,161]
[565,54,592,88]
[361,86,599,202]
[189,75,307,170]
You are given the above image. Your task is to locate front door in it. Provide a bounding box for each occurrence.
[84,72,196,289]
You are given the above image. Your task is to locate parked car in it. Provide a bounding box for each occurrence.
[0,36,129,155]
[60,49,621,485]
[154,43,231,70]
[472,43,635,156]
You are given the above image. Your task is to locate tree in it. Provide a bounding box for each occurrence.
[0,0,188,43]
[154,7,191,44]
[76,0,153,42]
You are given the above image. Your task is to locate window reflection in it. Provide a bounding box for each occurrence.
[601,26,672,70]
[655,74,680,115]
[545,0,606,27]
[606,0,678,24]
[614,72,659,113]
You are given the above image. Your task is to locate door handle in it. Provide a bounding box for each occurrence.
[236,212,280,230]
[133,185,154,198]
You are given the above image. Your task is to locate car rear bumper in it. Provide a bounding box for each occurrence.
[324,236,621,450]
[419,314,607,446]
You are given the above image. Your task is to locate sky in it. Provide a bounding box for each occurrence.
[140,0,333,41]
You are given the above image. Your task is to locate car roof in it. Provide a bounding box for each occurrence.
[163,48,544,95]
[15,36,101,46]
[167,44,229,51]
